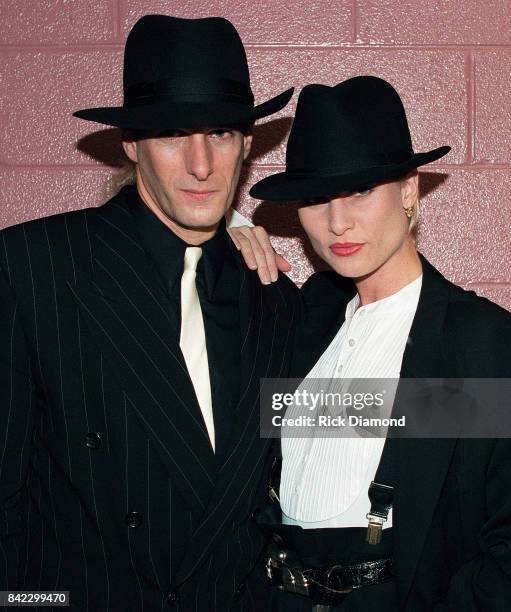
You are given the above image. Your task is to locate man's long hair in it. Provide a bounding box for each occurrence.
[105,161,136,199]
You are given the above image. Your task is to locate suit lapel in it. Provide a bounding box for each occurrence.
[291,271,355,377]
[68,193,216,513]
[394,255,459,605]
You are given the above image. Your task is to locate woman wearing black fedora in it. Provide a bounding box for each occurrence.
[230,76,511,611]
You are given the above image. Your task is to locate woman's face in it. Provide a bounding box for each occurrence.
[298,174,418,280]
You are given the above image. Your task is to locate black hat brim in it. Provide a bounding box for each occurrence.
[73,88,294,130]
[250,146,451,202]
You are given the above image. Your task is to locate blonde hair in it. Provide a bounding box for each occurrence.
[105,160,137,199]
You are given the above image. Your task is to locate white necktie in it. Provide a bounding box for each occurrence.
[179,247,215,452]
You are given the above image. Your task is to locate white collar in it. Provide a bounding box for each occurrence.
[345,274,423,320]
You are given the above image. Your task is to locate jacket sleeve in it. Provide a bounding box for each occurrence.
[434,298,511,610]
[0,265,37,588]
[433,438,511,611]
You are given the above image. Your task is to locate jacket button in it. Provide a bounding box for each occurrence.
[125,512,143,528]
[166,591,179,606]
[85,432,102,449]
[233,582,245,600]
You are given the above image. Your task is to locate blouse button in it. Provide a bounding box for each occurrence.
[348,338,356,347]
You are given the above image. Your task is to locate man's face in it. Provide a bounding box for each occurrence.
[123,127,252,242]
[297,175,418,280]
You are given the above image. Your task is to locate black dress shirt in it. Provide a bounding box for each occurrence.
[127,186,241,461]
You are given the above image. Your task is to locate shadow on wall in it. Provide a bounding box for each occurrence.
[76,128,127,167]
[420,171,448,199]
[248,116,292,163]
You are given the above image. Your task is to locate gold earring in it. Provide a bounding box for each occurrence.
[404,205,414,219]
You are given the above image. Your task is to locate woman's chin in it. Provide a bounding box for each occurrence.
[326,255,371,279]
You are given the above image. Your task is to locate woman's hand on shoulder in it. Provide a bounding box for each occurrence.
[227,225,291,285]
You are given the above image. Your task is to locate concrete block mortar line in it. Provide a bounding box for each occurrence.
[465,50,475,164]
[1,42,511,52]
[242,43,511,50]
[465,282,511,289]
[1,162,511,171]
[0,43,124,52]
[248,163,511,171]
[0,162,119,171]
[428,163,511,171]
[111,0,122,43]
[351,0,358,44]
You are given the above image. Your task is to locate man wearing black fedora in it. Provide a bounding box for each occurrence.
[0,14,300,611]
[230,76,511,610]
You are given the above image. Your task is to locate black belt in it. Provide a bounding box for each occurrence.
[266,537,393,608]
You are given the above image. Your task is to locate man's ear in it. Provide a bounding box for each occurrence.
[242,132,253,161]
[122,140,138,163]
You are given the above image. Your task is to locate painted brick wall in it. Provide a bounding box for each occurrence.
[1,1,510,309]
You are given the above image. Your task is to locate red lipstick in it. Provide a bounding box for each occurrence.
[329,242,364,256]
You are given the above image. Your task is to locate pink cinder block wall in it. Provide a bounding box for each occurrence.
[1,1,510,309]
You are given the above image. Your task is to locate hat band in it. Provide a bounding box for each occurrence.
[124,76,254,107]
[286,151,414,177]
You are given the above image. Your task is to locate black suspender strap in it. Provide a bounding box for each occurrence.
[366,437,396,545]
[267,437,396,544]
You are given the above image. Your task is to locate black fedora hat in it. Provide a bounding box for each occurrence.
[74,15,293,130]
[250,76,450,202]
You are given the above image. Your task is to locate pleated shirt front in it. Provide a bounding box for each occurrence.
[281,275,422,529]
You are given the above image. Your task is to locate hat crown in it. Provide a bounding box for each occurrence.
[123,15,251,100]
[73,13,294,130]
[249,75,450,201]
[286,77,414,174]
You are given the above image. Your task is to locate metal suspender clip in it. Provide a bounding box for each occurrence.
[366,481,393,545]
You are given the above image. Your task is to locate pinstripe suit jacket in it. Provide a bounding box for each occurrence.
[0,189,301,611]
